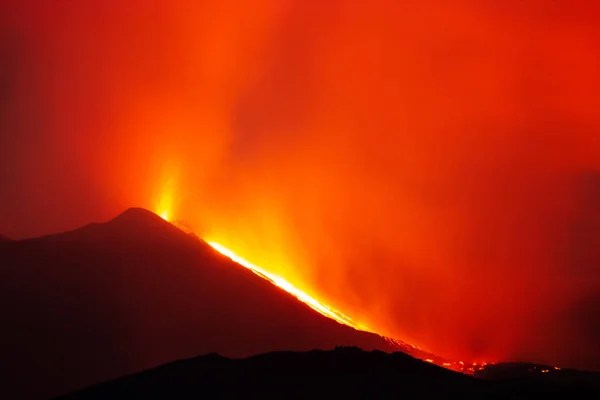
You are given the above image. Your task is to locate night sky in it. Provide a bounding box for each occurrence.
[1,1,599,369]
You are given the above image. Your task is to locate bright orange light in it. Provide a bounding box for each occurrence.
[160,211,169,221]
[155,174,176,223]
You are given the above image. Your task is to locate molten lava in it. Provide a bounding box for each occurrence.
[165,206,368,331]
[158,193,495,373]
[207,241,370,332]
[203,238,488,374]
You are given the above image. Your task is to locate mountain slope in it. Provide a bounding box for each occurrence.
[0,208,395,400]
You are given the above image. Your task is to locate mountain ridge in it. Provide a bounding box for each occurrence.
[57,347,600,400]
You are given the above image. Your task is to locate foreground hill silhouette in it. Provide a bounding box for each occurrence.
[0,208,396,400]
[58,347,600,400]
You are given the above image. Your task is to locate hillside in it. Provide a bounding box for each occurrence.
[58,347,600,399]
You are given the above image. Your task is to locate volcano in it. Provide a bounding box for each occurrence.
[0,208,398,400]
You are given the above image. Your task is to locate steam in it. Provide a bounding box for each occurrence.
[2,1,599,369]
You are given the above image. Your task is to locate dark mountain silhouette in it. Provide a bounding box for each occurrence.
[0,208,397,400]
[476,361,600,385]
[58,347,600,400]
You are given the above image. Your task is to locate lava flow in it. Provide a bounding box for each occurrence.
[163,196,488,373]
[158,202,492,373]
[205,240,488,374]
[207,241,370,332]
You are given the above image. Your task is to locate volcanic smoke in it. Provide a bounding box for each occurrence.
[1,1,600,370]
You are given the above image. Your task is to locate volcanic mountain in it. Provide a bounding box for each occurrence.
[0,208,397,400]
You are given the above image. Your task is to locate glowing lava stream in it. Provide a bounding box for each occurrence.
[205,240,488,374]
[207,241,371,332]
[158,194,489,372]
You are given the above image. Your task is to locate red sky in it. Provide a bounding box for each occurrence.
[1,0,600,369]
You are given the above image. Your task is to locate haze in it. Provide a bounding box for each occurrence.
[1,1,599,369]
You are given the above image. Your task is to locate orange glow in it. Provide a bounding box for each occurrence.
[155,173,177,223]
